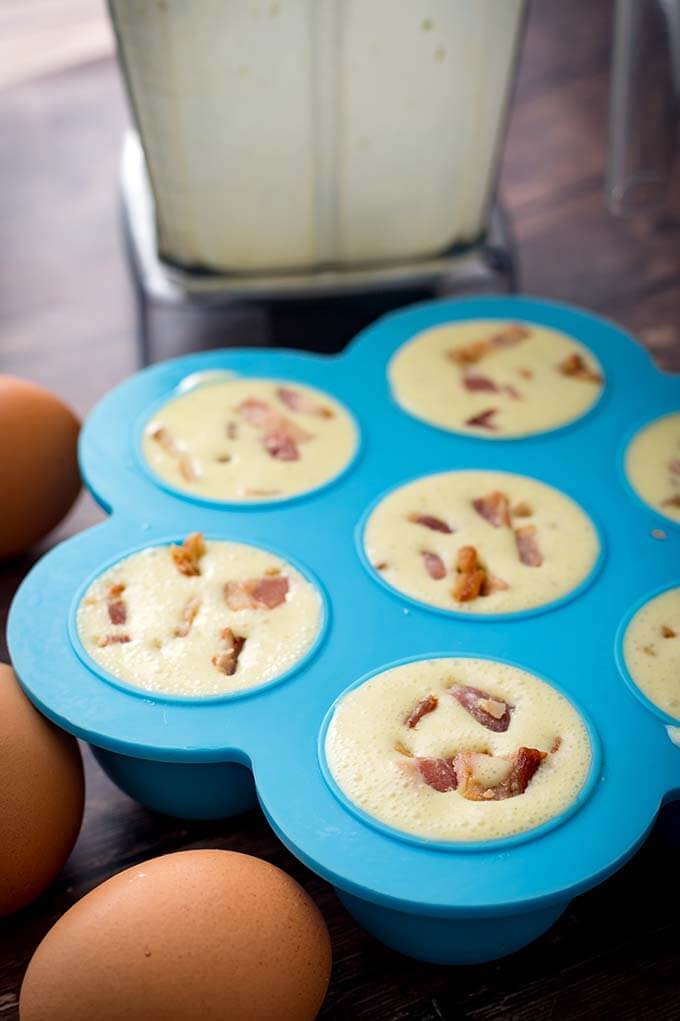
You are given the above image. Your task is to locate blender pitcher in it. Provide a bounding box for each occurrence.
[109,0,526,280]
[607,0,680,215]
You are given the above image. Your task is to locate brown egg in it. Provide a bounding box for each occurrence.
[0,375,80,559]
[0,664,84,915]
[20,849,332,1021]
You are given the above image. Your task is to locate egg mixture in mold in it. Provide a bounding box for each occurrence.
[8,296,680,966]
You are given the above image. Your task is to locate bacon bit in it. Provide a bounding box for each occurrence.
[215,454,231,463]
[422,551,446,580]
[502,384,522,400]
[456,746,546,801]
[148,422,178,454]
[448,323,530,366]
[106,583,127,626]
[276,386,333,418]
[514,525,543,567]
[651,529,667,540]
[174,596,201,638]
[261,429,299,461]
[462,373,499,393]
[662,494,680,508]
[643,645,657,656]
[407,512,453,534]
[669,459,680,476]
[226,421,238,440]
[551,736,562,753]
[179,454,201,481]
[404,694,439,729]
[450,683,513,732]
[517,367,534,380]
[236,398,312,443]
[224,574,289,611]
[512,501,533,518]
[212,627,246,676]
[482,573,509,594]
[375,561,388,571]
[472,490,510,528]
[170,532,207,577]
[97,633,131,647]
[415,757,458,793]
[452,545,487,602]
[661,625,677,638]
[558,352,602,383]
[465,408,499,431]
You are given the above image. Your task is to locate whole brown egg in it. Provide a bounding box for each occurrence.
[0,664,84,915]
[0,376,80,559]
[20,849,332,1021]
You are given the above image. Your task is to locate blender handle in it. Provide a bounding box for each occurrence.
[606,0,678,216]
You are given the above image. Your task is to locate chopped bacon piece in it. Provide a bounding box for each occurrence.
[170,532,206,577]
[512,501,533,518]
[174,596,201,638]
[236,398,311,443]
[97,633,131,647]
[450,683,513,732]
[179,454,201,481]
[422,551,446,580]
[404,694,439,729]
[661,625,677,638]
[502,384,522,400]
[643,644,657,656]
[558,352,602,383]
[669,459,680,476]
[551,736,563,753]
[448,323,530,366]
[226,421,239,440]
[465,408,499,431]
[147,422,178,454]
[261,429,300,461]
[106,583,127,626]
[455,746,546,801]
[514,525,543,567]
[407,512,453,534]
[215,454,231,463]
[462,373,499,393]
[212,627,246,676]
[375,561,388,571]
[472,490,510,528]
[662,494,680,508]
[224,574,289,611]
[452,545,487,602]
[276,386,333,418]
[415,757,458,793]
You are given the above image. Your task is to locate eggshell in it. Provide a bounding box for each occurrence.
[0,376,80,559]
[20,849,332,1021]
[0,664,84,915]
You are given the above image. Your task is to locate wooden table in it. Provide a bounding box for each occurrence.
[2,1,679,1017]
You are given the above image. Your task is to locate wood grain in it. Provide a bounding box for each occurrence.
[1,0,679,1018]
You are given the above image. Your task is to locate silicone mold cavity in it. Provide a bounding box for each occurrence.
[8,296,680,964]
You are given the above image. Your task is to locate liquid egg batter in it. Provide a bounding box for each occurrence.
[77,535,322,697]
[325,658,592,843]
[624,586,680,720]
[142,377,358,502]
[363,470,600,614]
[625,412,680,525]
[388,319,604,438]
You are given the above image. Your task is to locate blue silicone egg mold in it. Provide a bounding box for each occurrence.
[8,296,680,965]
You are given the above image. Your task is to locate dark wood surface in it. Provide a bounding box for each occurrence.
[2,1,680,1018]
